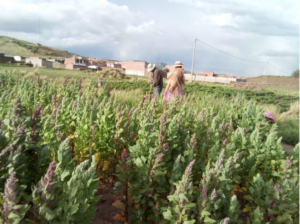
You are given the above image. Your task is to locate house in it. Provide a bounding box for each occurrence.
[46,59,65,69]
[106,62,122,68]
[86,58,100,67]
[64,55,87,70]
[99,61,107,67]
[64,55,87,64]
[52,61,66,69]
[47,59,64,63]
[35,43,42,47]
[201,71,217,77]
[0,51,15,63]
[25,57,52,68]
[87,65,99,70]
[65,63,87,70]
[14,56,26,63]
[119,60,150,76]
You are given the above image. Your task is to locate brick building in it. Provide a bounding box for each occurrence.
[86,58,100,67]
[107,62,122,68]
[64,55,87,65]
[119,60,150,76]
[65,63,87,70]
[64,55,87,70]
[25,57,52,68]
[52,62,66,69]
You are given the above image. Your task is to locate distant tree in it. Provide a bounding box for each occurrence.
[291,69,299,77]
[162,67,169,73]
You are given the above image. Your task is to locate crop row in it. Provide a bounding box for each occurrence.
[0,72,298,223]
[105,81,299,112]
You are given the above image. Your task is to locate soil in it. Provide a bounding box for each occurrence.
[92,186,121,224]
[246,76,299,89]
[236,191,251,223]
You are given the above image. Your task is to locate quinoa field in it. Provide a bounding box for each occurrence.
[0,71,298,223]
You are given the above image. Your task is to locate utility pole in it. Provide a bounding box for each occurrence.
[191,38,197,82]
[265,61,269,75]
[39,18,40,43]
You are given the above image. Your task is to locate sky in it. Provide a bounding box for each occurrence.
[0,0,299,76]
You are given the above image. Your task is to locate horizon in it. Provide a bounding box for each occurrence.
[0,0,298,77]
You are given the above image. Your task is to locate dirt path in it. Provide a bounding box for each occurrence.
[281,141,295,153]
[92,186,121,224]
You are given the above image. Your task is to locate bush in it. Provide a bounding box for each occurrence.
[162,67,170,73]
[98,69,126,79]
[291,69,299,77]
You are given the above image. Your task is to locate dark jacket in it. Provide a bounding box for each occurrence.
[150,68,165,87]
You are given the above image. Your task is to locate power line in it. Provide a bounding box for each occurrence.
[196,38,267,63]
[195,38,289,74]
[268,63,288,74]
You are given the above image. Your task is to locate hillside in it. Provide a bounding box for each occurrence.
[0,35,80,59]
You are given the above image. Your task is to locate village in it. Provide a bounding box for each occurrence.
[0,43,247,84]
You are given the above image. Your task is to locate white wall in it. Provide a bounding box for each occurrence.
[26,58,42,67]
[14,56,25,62]
[126,70,144,76]
[183,74,237,84]
[25,58,52,68]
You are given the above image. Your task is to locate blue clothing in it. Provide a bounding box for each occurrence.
[153,85,163,96]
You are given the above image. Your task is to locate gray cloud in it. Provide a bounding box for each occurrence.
[0,0,298,76]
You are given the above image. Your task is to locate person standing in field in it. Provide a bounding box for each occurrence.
[147,63,165,97]
[163,61,185,102]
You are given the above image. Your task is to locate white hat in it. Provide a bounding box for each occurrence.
[147,63,156,72]
[174,61,184,67]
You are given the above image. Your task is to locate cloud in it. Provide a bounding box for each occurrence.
[127,20,155,33]
[0,0,298,76]
[169,0,298,37]
[0,0,150,45]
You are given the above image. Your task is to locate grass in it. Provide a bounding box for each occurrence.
[264,87,299,97]
[263,102,299,145]
[277,118,299,145]
[263,102,299,123]
[0,35,76,59]
[111,89,145,107]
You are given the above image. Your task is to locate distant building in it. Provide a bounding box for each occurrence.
[86,59,100,67]
[107,62,122,68]
[25,57,52,68]
[65,55,87,64]
[155,62,167,69]
[87,65,99,70]
[201,71,217,77]
[47,58,64,63]
[64,55,87,70]
[35,43,42,47]
[14,56,26,63]
[119,60,150,77]
[65,63,87,70]
[99,61,107,67]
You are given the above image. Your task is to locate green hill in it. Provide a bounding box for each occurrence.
[0,35,80,59]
